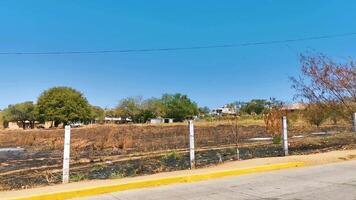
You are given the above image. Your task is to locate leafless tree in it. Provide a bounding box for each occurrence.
[290,53,356,120]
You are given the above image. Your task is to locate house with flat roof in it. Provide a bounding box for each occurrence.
[148,117,174,124]
[210,104,237,116]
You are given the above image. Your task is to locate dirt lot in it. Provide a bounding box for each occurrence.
[0,123,355,191]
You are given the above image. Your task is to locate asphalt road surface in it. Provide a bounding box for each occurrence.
[76,160,356,200]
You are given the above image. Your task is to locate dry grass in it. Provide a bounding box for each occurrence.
[0,118,352,156]
[0,123,262,154]
[0,118,355,191]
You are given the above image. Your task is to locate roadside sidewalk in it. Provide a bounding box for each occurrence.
[2,149,356,200]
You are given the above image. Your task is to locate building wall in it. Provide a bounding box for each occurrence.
[150,118,174,124]
[150,118,164,124]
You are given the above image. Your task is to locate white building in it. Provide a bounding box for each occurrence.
[211,105,237,116]
[149,117,174,124]
[104,117,132,124]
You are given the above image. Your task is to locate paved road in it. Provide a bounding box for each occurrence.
[76,161,356,200]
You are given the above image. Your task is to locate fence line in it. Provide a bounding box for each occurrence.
[58,114,356,184]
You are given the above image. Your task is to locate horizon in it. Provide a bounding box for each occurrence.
[1,1,356,109]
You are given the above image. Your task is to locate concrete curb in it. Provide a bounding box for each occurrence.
[10,162,304,200]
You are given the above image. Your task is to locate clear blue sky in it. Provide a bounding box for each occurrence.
[1,0,356,109]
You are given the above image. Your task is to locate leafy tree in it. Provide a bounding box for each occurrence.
[2,101,38,129]
[91,106,105,122]
[0,111,3,128]
[161,93,199,121]
[140,98,165,122]
[104,109,118,117]
[115,96,143,123]
[240,99,269,115]
[198,106,211,117]
[303,104,327,127]
[37,87,92,126]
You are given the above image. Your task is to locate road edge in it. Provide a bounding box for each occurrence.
[10,162,304,200]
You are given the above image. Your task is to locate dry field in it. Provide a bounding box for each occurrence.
[0,120,355,191]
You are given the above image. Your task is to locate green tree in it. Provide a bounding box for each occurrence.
[0,111,3,128]
[104,109,117,117]
[303,104,327,127]
[115,96,143,123]
[240,99,269,115]
[161,93,199,121]
[2,101,38,129]
[198,106,211,117]
[91,106,105,123]
[140,98,165,122]
[37,87,92,127]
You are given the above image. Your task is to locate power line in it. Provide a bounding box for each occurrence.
[1,32,356,55]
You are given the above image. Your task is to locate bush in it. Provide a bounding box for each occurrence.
[273,135,282,144]
[303,104,327,127]
[161,151,181,165]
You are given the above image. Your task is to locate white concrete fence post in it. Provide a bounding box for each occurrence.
[62,125,71,184]
[353,113,356,141]
[189,120,195,169]
[282,116,289,156]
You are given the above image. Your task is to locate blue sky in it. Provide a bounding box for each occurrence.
[1,0,356,109]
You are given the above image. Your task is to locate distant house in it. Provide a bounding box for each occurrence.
[148,117,174,124]
[211,105,237,116]
[104,117,132,124]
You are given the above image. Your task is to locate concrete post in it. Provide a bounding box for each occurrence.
[353,113,356,141]
[282,116,289,156]
[189,120,195,169]
[62,125,71,184]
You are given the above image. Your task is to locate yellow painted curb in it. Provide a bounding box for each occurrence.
[10,162,304,200]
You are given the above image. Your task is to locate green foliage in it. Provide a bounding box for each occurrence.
[199,106,211,117]
[324,104,344,125]
[0,111,4,128]
[91,106,105,122]
[140,98,165,122]
[240,99,269,115]
[70,173,86,182]
[109,171,124,179]
[303,104,327,127]
[161,93,199,121]
[273,135,282,144]
[37,87,92,126]
[2,101,38,129]
[90,164,105,172]
[104,109,117,117]
[115,93,198,123]
[161,151,181,164]
[115,96,143,123]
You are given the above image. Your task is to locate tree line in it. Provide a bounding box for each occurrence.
[1,87,200,129]
[109,93,200,123]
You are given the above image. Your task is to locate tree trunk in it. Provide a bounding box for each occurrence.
[30,121,35,129]
[22,121,26,130]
